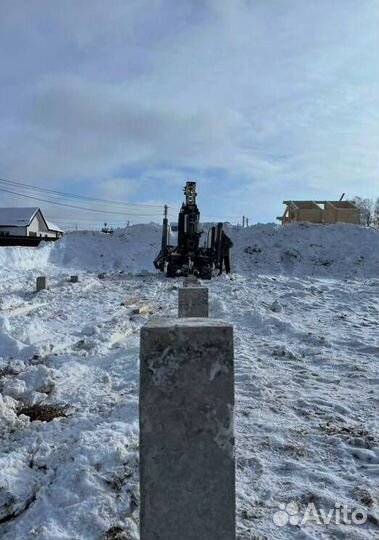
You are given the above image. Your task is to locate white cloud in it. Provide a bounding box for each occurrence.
[0,0,377,223]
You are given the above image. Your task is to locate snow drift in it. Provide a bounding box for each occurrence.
[0,243,53,272]
[0,221,378,540]
[1,221,377,278]
[228,222,379,279]
[48,224,162,273]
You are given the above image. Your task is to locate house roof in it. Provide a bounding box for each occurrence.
[0,207,39,226]
[0,207,63,233]
[46,220,63,233]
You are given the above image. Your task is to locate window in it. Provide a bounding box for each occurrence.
[29,232,37,237]
[0,231,10,236]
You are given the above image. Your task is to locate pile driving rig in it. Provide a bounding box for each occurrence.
[154,181,224,279]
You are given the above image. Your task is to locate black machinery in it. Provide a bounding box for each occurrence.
[154,181,224,279]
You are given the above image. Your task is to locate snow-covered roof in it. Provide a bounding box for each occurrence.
[0,207,39,227]
[0,207,63,233]
[46,220,63,233]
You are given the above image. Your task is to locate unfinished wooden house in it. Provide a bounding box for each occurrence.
[278,200,360,225]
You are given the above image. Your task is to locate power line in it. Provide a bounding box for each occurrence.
[0,176,166,208]
[202,215,240,220]
[53,218,165,225]
[0,176,240,222]
[0,186,165,217]
[53,217,129,222]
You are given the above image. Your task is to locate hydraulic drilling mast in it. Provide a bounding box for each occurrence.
[177,181,201,260]
[154,181,223,279]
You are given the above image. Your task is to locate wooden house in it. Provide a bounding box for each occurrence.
[277,200,360,225]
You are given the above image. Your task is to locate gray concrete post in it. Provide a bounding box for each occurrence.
[183,275,200,287]
[36,276,48,291]
[178,286,208,317]
[140,318,235,540]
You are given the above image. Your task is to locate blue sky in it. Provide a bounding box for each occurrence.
[0,0,378,227]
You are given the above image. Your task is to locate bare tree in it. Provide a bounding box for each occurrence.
[374,197,379,228]
[351,196,374,226]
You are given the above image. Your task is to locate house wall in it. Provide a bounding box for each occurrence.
[335,208,360,224]
[297,208,322,223]
[323,203,337,224]
[27,213,57,238]
[285,206,298,222]
[282,201,360,225]
[0,226,27,237]
[323,203,360,224]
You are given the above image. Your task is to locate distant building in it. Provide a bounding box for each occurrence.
[277,200,360,225]
[0,207,63,245]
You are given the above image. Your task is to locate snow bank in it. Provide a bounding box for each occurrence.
[0,243,53,272]
[48,224,162,273]
[227,222,379,279]
[0,222,377,280]
[50,221,379,278]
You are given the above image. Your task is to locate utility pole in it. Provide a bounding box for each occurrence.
[161,204,169,257]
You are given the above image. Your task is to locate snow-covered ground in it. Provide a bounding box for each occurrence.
[0,223,378,540]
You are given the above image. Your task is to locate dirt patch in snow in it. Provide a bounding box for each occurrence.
[17,403,69,422]
[103,526,134,540]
